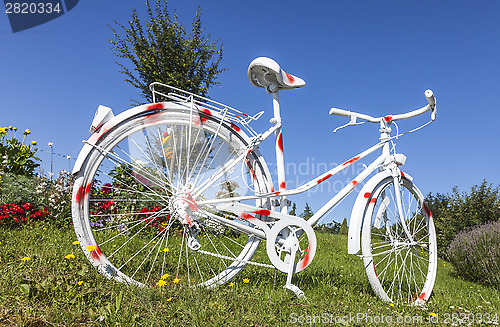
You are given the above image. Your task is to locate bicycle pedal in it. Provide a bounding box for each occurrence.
[284,283,306,300]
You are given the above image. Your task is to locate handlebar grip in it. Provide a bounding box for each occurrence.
[329,108,352,117]
[425,89,436,106]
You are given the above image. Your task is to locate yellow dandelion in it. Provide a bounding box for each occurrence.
[77,281,84,285]
[390,303,395,307]
[43,227,47,230]
[65,253,76,259]
[72,241,79,245]
[242,278,249,284]
[166,297,173,302]
[156,279,167,287]
[161,274,170,279]
[228,282,234,287]
[163,248,169,252]
[470,286,473,289]
[86,245,96,251]
[430,312,437,317]
[31,140,37,145]
[173,278,181,284]
[21,256,31,262]
[24,129,31,135]
[113,245,116,247]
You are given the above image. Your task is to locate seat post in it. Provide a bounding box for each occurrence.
[272,88,288,214]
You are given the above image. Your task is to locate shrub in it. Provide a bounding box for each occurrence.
[446,221,500,288]
[0,126,40,177]
[0,171,73,227]
[426,181,500,257]
[0,201,50,226]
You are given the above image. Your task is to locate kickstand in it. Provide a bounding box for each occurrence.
[283,239,305,299]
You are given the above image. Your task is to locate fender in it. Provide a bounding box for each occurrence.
[347,169,413,254]
[72,101,220,175]
[71,101,272,186]
[347,171,391,254]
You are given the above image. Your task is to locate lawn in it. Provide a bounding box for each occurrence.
[0,224,498,326]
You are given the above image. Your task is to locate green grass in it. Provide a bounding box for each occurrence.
[0,224,499,326]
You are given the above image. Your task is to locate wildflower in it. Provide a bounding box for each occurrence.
[228,282,234,287]
[166,297,172,301]
[173,278,180,284]
[242,278,249,284]
[48,142,53,147]
[65,253,76,259]
[21,257,31,261]
[430,313,437,317]
[43,227,47,230]
[86,245,97,251]
[390,303,395,307]
[162,248,169,252]
[77,281,84,285]
[24,129,31,135]
[32,141,37,145]
[8,126,12,130]
[0,127,6,135]
[156,279,167,287]
[161,274,170,279]
[72,241,79,245]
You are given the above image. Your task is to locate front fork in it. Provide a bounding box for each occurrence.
[380,120,414,243]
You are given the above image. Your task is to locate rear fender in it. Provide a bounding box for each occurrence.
[72,101,233,175]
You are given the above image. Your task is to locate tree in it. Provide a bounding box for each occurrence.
[299,203,314,220]
[426,180,500,258]
[289,202,297,216]
[110,0,225,103]
[338,218,348,235]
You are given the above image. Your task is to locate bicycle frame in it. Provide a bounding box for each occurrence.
[196,95,400,238]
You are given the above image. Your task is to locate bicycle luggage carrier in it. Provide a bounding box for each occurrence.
[149,82,264,137]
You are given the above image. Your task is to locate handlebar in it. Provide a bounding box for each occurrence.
[330,89,437,123]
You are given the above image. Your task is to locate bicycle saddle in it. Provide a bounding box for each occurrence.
[248,57,305,92]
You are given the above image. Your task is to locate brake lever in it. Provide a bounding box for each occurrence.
[333,116,365,133]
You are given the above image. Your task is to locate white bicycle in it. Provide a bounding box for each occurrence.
[71,57,437,304]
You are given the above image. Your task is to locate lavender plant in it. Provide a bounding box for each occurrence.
[446,221,500,288]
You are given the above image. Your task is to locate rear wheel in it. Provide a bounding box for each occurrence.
[72,105,273,288]
[361,176,437,304]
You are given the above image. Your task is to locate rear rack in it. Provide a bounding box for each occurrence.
[149,82,264,137]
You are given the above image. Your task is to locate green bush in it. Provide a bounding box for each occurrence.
[426,181,500,257]
[0,126,40,177]
[446,221,500,288]
[0,171,73,227]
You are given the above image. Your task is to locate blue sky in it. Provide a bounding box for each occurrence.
[1,0,499,223]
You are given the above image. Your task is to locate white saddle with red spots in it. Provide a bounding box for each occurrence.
[248,57,305,92]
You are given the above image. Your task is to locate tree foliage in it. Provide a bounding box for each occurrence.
[110,0,225,103]
[299,203,314,220]
[338,218,348,235]
[426,180,500,257]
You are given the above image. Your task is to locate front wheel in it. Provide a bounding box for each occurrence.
[361,176,437,304]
